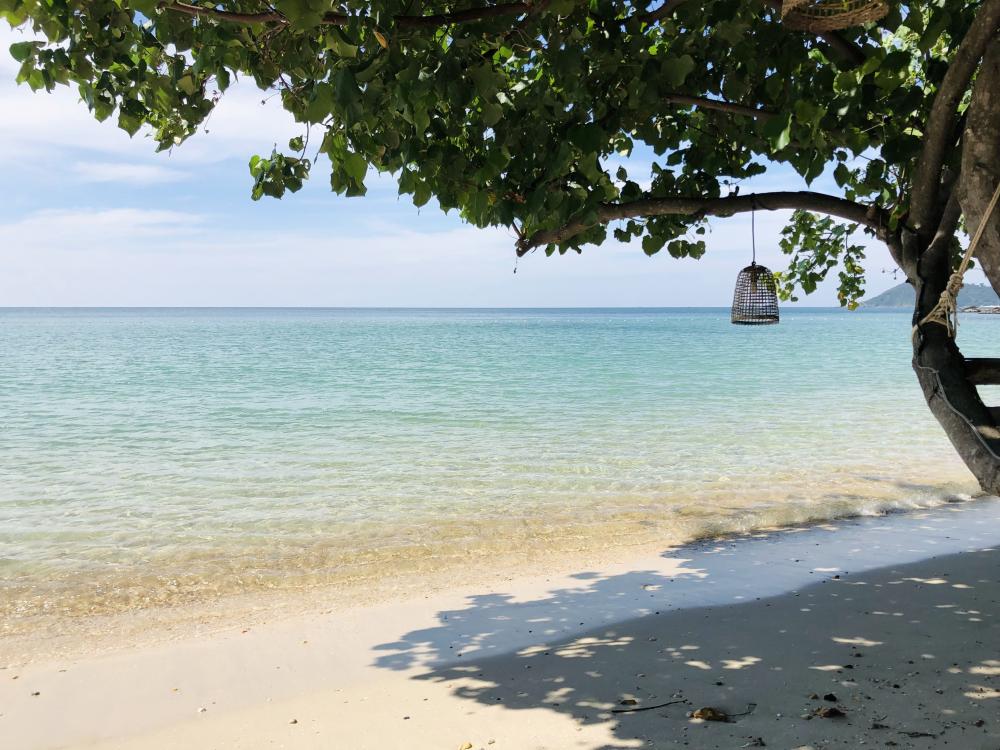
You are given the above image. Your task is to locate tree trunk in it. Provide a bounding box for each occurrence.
[911,37,1000,494]
[960,38,1000,295]
[912,254,1000,494]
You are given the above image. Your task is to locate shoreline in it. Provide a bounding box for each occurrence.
[0,478,980,667]
[2,497,1000,749]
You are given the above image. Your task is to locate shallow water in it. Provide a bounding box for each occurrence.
[0,307,995,633]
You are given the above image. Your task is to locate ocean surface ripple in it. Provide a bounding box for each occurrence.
[1,307,994,634]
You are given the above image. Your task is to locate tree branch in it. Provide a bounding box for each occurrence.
[516,190,894,256]
[163,0,531,28]
[910,0,1000,235]
[164,0,867,66]
[165,1,283,23]
[664,93,775,119]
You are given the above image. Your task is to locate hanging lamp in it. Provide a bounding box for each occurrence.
[731,208,780,325]
[780,0,888,32]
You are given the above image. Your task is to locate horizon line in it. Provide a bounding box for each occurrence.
[0,305,884,311]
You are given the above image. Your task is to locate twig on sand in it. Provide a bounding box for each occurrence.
[612,699,687,714]
[729,702,758,718]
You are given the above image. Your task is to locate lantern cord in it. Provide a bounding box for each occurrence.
[751,207,756,265]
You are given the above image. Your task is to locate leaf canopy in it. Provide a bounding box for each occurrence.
[1,0,985,303]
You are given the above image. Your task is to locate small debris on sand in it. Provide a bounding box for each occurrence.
[822,693,837,702]
[813,706,846,719]
[288,719,298,725]
[690,707,729,722]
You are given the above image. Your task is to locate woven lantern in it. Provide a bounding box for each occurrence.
[780,0,888,32]
[731,208,779,325]
[731,263,780,325]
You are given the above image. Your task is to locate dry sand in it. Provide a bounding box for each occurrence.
[2,499,1000,750]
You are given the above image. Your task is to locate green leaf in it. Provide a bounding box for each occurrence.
[762,113,793,151]
[833,163,850,187]
[413,180,432,208]
[642,234,666,256]
[662,55,695,88]
[177,74,198,96]
[567,123,604,155]
[343,151,367,182]
[118,112,142,136]
[325,29,358,58]
[481,101,502,127]
[333,68,361,116]
[304,82,333,123]
[9,41,38,63]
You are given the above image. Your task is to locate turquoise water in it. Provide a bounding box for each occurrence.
[1,307,995,632]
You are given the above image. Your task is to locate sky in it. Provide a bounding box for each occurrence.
[0,25,926,308]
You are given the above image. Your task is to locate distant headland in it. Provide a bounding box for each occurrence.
[861,281,1000,310]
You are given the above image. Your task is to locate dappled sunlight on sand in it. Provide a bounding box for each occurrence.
[368,512,1000,750]
[831,636,884,647]
[969,660,1000,676]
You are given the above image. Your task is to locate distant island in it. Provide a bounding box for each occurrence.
[861,282,1000,309]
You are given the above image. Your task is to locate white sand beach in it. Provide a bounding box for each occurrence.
[2,498,999,749]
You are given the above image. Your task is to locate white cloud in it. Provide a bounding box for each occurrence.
[0,213,524,305]
[0,196,920,308]
[0,201,849,307]
[72,161,187,184]
[0,208,201,249]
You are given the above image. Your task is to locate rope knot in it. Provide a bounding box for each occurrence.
[945,270,965,297]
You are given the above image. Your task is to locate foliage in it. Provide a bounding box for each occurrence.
[0,0,985,304]
[777,210,867,308]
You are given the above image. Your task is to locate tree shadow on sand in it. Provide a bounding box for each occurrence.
[372,510,1000,749]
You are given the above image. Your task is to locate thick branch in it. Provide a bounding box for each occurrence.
[664,93,774,119]
[958,36,1000,296]
[516,190,893,255]
[164,0,530,28]
[911,0,1000,234]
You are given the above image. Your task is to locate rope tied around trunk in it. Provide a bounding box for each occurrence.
[919,179,1000,337]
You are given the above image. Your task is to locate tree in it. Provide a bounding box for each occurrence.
[4,0,1000,490]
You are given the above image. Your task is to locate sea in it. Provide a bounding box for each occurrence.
[1,307,996,637]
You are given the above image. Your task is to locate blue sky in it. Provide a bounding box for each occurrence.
[0,25,924,307]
